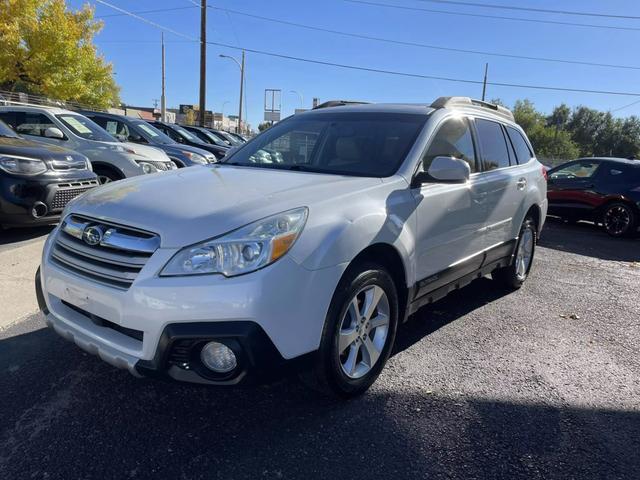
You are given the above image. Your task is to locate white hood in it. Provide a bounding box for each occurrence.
[101,141,170,162]
[68,165,382,247]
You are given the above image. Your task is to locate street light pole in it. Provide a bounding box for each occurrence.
[290,90,303,109]
[198,0,206,127]
[219,51,245,134]
[160,33,166,122]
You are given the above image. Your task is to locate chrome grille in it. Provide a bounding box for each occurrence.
[50,180,99,210]
[51,159,87,171]
[50,215,160,290]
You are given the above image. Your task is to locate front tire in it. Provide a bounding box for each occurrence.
[302,262,399,398]
[492,216,537,289]
[602,202,636,238]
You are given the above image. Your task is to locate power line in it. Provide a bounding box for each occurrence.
[611,98,640,113]
[416,0,640,21]
[209,5,640,72]
[95,6,197,19]
[91,1,640,98]
[346,0,640,33]
[94,0,197,41]
[204,39,640,97]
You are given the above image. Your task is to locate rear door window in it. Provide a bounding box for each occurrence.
[475,119,511,171]
[506,127,534,165]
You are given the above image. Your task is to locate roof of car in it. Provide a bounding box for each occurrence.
[0,104,75,115]
[298,97,516,123]
[577,157,640,166]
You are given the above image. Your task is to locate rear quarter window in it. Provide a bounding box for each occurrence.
[506,127,534,165]
[475,118,511,171]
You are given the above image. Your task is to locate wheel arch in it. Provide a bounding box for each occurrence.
[91,162,125,180]
[346,243,410,323]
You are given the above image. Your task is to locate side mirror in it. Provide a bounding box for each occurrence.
[413,156,470,186]
[44,127,64,139]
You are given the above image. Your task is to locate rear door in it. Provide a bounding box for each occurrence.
[473,118,527,252]
[547,160,602,217]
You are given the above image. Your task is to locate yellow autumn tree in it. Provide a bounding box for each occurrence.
[0,0,120,108]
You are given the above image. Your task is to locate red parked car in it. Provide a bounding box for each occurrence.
[546,157,640,237]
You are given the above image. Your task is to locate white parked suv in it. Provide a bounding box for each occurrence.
[36,97,547,397]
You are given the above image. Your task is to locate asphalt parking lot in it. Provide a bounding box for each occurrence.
[1,219,638,480]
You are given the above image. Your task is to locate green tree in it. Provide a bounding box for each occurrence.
[0,0,119,108]
[258,122,270,132]
[512,99,579,163]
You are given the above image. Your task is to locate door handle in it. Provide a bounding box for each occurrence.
[516,178,527,190]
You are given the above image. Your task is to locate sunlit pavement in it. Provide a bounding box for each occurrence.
[1,219,638,479]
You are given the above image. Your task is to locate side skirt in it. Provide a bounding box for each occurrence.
[407,240,516,316]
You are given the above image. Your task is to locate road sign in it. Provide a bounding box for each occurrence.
[264,89,281,123]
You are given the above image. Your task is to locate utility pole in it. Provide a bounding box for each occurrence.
[481,63,488,101]
[160,33,166,122]
[198,0,206,127]
[238,50,245,134]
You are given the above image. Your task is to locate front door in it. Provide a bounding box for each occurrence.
[412,116,489,294]
[547,160,602,217]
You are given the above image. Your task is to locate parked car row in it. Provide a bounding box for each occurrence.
[0,103,247,229]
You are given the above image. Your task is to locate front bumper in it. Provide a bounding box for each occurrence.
[37,231,345,385]
[0,175,98,227]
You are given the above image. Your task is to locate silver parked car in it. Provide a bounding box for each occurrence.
[0,106,176,184]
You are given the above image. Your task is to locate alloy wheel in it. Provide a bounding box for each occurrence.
[338,285,390,379]
[515,225,535,281]
[604,205,631,236]
[97,175,112,185]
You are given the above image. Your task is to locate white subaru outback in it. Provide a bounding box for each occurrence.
[36,97,547,397]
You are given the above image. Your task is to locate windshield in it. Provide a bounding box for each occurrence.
[0,119,18,138]
[218,131,242,145]
[56,114,116,142]
[132,120,175,145]
[172,124,199,142]
[222,112,427,177]
[197,129,229,147]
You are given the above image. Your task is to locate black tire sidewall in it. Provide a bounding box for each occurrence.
[320,264,399,397]
[603,203,636,237]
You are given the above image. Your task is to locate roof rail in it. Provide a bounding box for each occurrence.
[430,96,514,121]
[313,100,370,110]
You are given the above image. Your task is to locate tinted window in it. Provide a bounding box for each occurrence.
[550,161,601,180]
[422,117,476,173]
[132,121,174,144]
[598,162,638,182]
[475,119,510,171]
[0,119,18,137]
[10,112,57,137]
[223,112,426,177]
[506,127,533,165]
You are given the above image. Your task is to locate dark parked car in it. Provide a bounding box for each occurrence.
[147,121,228,160]
[182,125,232,148]
[0,119,98,228]
[547,157,640,237]
[79,111,217,168]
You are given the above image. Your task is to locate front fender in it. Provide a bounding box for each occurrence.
[292,182,417,287]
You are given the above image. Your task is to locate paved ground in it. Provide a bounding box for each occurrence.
[0,219,638,479]
[0,229,50,329]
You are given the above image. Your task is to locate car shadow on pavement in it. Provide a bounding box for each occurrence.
[1,320,639,479]
[0,225,53,246]
[538,217,639,262]
[394,277,513,357]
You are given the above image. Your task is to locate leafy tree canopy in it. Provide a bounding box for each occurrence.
[0,0,120,108]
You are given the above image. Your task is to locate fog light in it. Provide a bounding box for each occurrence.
[200,341,237,373]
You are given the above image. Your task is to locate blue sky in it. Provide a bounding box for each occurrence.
[71,0,640,129]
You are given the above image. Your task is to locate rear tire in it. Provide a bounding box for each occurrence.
[602,202,636,238]
[301,262,399,398]
[492,216,537,290]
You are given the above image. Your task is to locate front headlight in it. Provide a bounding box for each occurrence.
[0,155,47,175]
[137,161,158,174]
[181,151,207,165]
[161,207,308,277]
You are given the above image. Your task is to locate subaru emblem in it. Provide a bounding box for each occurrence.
[82,225,103,246]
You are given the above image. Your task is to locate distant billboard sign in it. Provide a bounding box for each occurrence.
[264,111,281,122]
[264,89,281,123]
